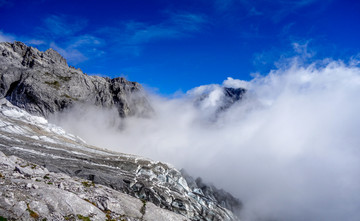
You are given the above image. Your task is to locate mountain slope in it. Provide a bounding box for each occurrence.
[0,150,188,221]
[0,99,240,220]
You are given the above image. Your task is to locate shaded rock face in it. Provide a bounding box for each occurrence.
[181,170,242,218]
[0,41,152,118]
[193,86,246,113]
[0,100,241,220]
[191,86,246,122]
[222,87,246,109]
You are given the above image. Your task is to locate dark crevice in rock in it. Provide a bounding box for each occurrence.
[5,79,21,98]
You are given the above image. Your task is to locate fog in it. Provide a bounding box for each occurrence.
[52,58,360,221]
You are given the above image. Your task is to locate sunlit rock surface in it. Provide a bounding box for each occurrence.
[0,99,240,220]
[0,150,188,221]
[0,41,152,118]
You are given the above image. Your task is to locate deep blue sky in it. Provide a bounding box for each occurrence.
[1,0,359,94]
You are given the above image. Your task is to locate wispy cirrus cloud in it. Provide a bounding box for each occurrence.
[3,10,207,62]
[49,42,88,64]
[169,12,208,31]
[269,0,325,22]
[0,30,15,42]
[126,12,208,45]
[213,0,234,12]
[99,11,207,56]
[26,39,46,46]
[46,34,105,64]
[2,10,207,63]
[1,14,105,64]
[41,14,88,37]
[28,14,105,64]
[211,0,330,22]
[124,21,181,45]
[0,30,47,47]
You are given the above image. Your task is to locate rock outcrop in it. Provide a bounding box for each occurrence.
[0,99,241,220]
[190,85,246,122]
[0,150,189,221]
[0,41,152,118]
[222,87,246,109]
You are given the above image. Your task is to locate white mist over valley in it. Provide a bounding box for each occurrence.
[52,57,360,221]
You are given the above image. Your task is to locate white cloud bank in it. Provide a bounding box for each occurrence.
[52,58,360,221]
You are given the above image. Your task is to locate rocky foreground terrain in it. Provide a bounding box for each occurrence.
[0,149,188,221]
[0,42,242,220]
[0,98,240,221]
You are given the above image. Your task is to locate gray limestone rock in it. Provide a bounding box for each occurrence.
[0,41,152,118]
[0,100,241,220]
[0,150,189,221]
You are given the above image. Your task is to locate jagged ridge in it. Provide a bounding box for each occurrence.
[0,41,152,118]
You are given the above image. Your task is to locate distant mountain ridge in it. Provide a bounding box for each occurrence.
[0,41,152,118]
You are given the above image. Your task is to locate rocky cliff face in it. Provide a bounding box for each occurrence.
[0,41,152,118]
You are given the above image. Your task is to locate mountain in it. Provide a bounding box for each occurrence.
[194,87,246,111]
[0,41,152,118]
[0,98,240,221]
[188,84,246,122]
[0,42,242,220]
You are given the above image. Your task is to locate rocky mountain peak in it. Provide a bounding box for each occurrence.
[11,41,28,53]
[1,41,67,68]
[44,48,67,66]
[0,41,152,118]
